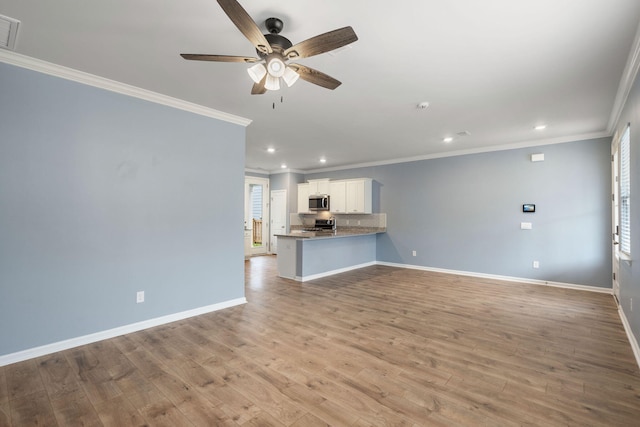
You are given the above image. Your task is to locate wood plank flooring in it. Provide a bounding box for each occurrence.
[2,255,640,426]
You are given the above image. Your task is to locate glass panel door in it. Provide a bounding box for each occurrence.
[245,177,269,256]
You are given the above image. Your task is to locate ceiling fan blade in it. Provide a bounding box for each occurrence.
[251,75,267,95]
[217,0,272,55]
[289,64,341,90]
[284,26,357,59]
[180,54,261,63]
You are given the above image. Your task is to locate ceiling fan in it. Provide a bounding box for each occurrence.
[180,0,358,94]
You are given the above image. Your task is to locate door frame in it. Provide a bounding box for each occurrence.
[245,176,270,256]
[612,135,621,303]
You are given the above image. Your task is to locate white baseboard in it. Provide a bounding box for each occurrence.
[376,261,613,294]
[618,305,640,369]
[299,261,377,282]
[0,297,247,367]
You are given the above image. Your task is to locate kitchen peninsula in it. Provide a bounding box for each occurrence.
[275,229,385,281]
[275,214,386,281]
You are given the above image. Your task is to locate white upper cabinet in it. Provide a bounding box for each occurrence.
[330,178,372,214]
[345,179,372,213]
[300,178,372,214]
[329,181,346,213]
[297,183,310,213]
[308,179,330,195]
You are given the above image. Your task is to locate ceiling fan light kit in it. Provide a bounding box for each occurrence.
[247,63,267,83]
[266,55,286,77]
[265,74,280,91]
[180,0,358,94]
[282,66,300,87]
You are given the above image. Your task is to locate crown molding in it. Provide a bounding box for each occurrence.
[268,168,306,175]
[608,20,640,134]
[0,50,252,127]
[304,131,611,174]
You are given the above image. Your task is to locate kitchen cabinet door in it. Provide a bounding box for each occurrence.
[308,179,330,195]
[345,179,372,213]
[329,181,346,213]
[297,183,310,213]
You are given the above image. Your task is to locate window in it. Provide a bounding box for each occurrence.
[619,125,631,255]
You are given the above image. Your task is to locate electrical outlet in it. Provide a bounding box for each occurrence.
[412,250,417,257]
[533,260,539,269]
[346,220,349,225]
[136,291,145,303]
[357,220,361,225]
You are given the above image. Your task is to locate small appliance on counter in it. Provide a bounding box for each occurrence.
[309,194,330,211]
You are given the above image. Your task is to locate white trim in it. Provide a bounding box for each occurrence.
[0,50,251,127]
[298,261,376,282]
[0,297,247,367]
[376,261,614,294]
[244,168,271,175]
[269,168,306,175]
[304,133,610,174]
[608,20,640,134]
[618,305,640,370]
[616,251,633,265]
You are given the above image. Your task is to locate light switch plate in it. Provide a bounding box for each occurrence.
[520,222,532,230]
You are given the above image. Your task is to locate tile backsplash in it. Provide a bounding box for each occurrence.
[291,213,386,229]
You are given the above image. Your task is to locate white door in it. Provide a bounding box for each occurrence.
[270,190,287,254]
[245,177,269,256]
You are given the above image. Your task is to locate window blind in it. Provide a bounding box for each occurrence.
[620,125,631,255]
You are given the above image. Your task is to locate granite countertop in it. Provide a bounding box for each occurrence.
[275,227,386,239]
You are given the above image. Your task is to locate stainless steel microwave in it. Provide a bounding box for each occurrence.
[309,194,330,211]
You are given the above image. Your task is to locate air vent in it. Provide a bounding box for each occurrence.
[0,15,20,51]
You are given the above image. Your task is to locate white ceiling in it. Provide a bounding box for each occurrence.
[3,1,640,172]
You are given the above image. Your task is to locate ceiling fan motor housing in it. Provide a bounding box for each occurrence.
[256,18,292,57]
[262,33,292,56]
[265,17,283,34]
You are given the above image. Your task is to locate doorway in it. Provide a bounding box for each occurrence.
[245,177,269,257]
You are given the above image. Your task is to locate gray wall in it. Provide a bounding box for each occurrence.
[0,63,246,356]
[613,66,640,344]
[269,172,305,232]
[307,137,612,288]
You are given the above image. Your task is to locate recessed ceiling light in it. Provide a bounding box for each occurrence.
[534,124,547,131]
[267,147,275,153]
[320,158,327,163]
[443,137,453,143]
[280,164,287,169]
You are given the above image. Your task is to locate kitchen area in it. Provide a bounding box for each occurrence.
[275,178,386,281]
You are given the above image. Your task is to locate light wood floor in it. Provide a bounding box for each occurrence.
[2,256,640,426]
